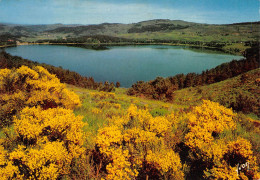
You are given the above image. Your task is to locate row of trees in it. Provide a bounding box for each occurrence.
[127,44,259,101]
[37,36,246,47]
[0,51,118,92]
[36,35,129,44]
[34,34,256,50]
[128,23,189,33]
[0,33,20,46]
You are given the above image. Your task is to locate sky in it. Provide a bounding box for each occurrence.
[0,0,259,25]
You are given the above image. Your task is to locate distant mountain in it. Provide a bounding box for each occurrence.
[22,24,81,32]
[43,19,197,36]
[0,19,203,37]
[0,19,259,44]
[0,23,82,35]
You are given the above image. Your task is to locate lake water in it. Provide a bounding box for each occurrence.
[5,45,243,87]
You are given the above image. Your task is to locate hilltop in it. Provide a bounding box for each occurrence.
[1,19,259,54]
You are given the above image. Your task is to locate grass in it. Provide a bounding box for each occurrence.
[117,24,259,43]
[64,68,259,152]
[172,68,260,120]
[66,84,185,149]
[66,68,260,168]
[66,69,260,148]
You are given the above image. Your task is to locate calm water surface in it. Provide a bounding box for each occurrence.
[6,45,243,87]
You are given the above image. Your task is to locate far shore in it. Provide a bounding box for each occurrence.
[0,42,244,56]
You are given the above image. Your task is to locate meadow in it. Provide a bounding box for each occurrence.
[0,65,259,179]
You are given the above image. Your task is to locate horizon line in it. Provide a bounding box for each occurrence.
[1,19,259,26]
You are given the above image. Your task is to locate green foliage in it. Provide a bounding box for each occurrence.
[150,108,169,117]
[174,68,260,117]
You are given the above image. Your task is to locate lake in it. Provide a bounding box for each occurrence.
[5,45,243,87]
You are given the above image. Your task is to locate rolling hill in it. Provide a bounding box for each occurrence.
[0,19,259,43]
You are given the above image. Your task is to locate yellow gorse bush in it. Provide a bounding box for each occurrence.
[185,100,236,152]
[146,149,184,179]
[90,91,116,100]
[207,165,239,180]
[91,107,102,114]
[8,142,70,180]
[0,66,81,126]
[0,145,7,166]
[97,101,121,109]
[0,65,85,180]
[0,107,86,179]
[184,100,259,179]
[14,107,85,147]
[96,104,184,179]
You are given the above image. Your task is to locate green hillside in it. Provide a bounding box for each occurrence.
[173,68,260,118]
[66,68,260,179]
[1,19,259,54]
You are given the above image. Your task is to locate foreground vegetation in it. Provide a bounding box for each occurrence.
[0,65,259,179]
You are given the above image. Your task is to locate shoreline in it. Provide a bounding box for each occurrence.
[0,42,244,56]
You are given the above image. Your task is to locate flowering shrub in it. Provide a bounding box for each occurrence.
[0,66,81,126]
[185,100,236,154]
[97,101,121,109]
[146,149,184,179]
[206,165,239,180]
[90,91,116,100]
[184,100,259,179]
[95,104,184,179]
[0,107,86,179]
[91,107,102,114]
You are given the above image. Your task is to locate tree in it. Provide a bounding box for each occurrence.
[116,81,120,88]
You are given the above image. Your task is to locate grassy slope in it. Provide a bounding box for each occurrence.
[173,68,260,119]
[65,68,260,168]
[67,86,180,148]
[66,68,259,150]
